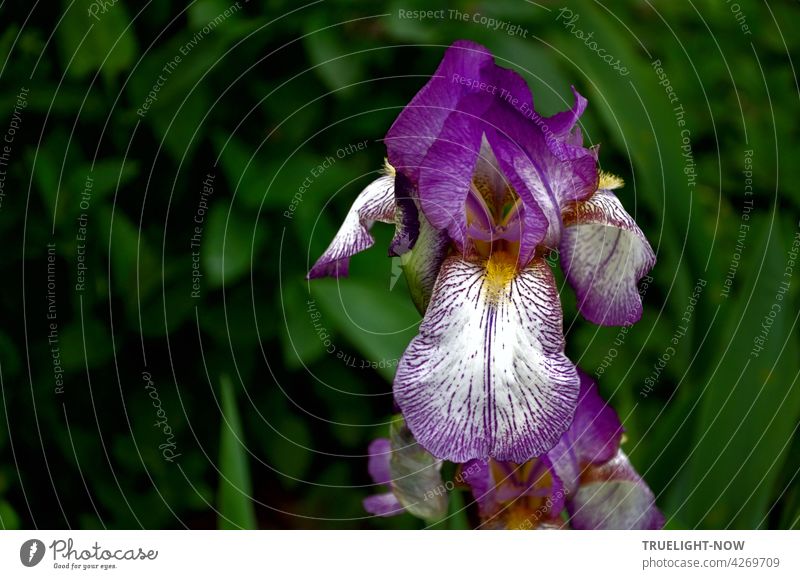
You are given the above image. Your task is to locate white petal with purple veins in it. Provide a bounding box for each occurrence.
[567,450,664,530]
[560,190,656,326]
[394,254,579,463]
[307,174,395,279]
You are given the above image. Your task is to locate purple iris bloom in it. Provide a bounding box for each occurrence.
[463,371,664,529]
[308,40,655,463]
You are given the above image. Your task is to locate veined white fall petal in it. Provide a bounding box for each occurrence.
[394,254,579,463]
[560,190,656,326]
[307,174,395,279]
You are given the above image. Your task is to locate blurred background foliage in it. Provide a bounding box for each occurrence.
[0,0,798,529]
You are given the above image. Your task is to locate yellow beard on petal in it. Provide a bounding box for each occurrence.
[598,171,625,190]
[484,251,518,304]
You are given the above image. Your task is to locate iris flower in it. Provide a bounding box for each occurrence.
[463,371,664,529]
[308,40,655,463]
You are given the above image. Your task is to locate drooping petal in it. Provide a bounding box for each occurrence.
[363,492,404,517]
[394,254,579,463]
[548,370,623,493]
[367,438,392,486]
[307,174,395,279]
[567,450,664,530]
[559,189,656,325]
[387,420,447,520]
[385,40,493,183]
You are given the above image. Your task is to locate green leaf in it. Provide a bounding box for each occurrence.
[445,488,470,530]
[677,217,800,528]
[57,0,137,81]
[310,272,420,381]
[203,203,262,288]
[303,22,363,94]
[96,207,160,299]
[280,279,328,369]
[0,501,20,530]
[70,159,140,205]
[58,319,114,372]
[260,411,313,490]
[217,375,257,529]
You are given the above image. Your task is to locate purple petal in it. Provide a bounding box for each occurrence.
[367,438,392,485]
[462,459,496,517]
[548,370,623,493]
[394,254,579,463]
[482,119,555,262]
[570,370,623,464]
[464,458,566,528]
[307,174,395,279]
[559,190,656,325]
[387,171,420,257]
[567,450,664,530]
[542,86,588,147]
[483,93,598,254]
[416,93,489,248]
[495,458,564,511]
[363,492,405,518]
[385,40,493,183]
[386,41,597,263]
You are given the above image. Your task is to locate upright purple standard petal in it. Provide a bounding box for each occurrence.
[482,91,598,254]
[386,41,565,255]
[307,174,395,279]
[560,189,656,325]
[385,40,493,183]
[416,93,489,247]
[394,254,579,463]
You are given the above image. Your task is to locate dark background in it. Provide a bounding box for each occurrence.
[0,0,798,529]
